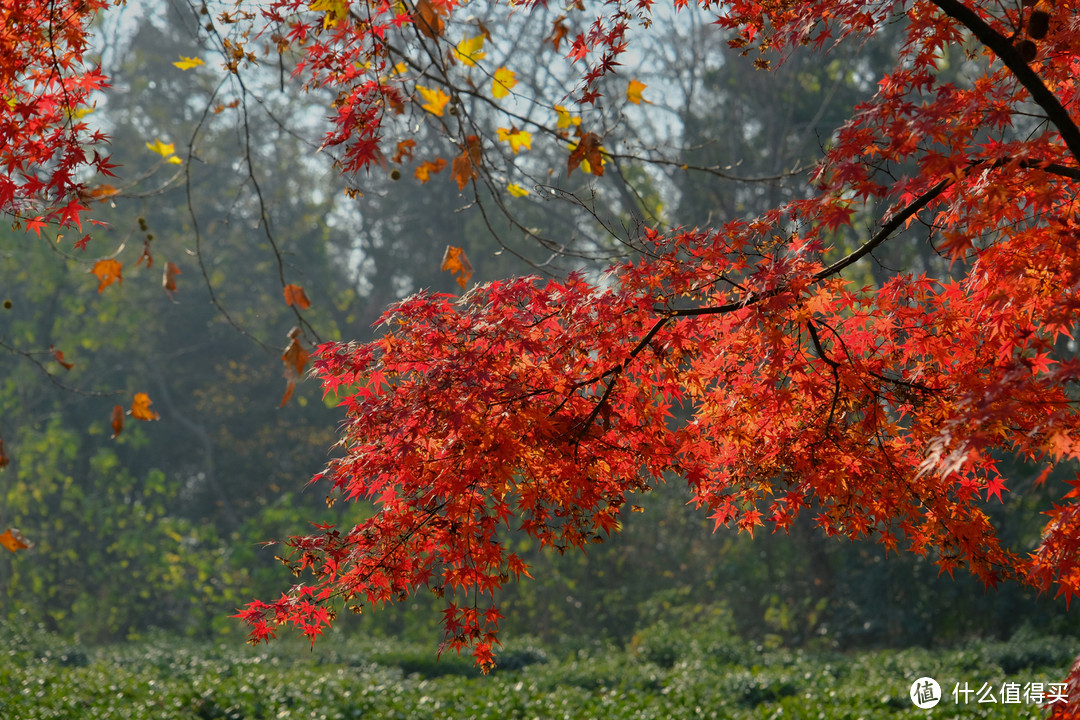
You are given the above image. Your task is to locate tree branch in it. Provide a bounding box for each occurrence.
[929,0,1080,163]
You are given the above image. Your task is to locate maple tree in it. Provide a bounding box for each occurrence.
[5,0,1080,712]
[233,0,1080,695]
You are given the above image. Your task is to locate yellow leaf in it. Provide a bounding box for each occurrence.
[393,62,409,75]
[64,104,95,119]
[492,67,516,99]
[90,258,123,293]
[146,138,176,157]
[455,35,486,67]
[173,55,205,70]
[554,105,581,129]
[507,183,529,197]
[167,155,183,165]
[497,127,532,154]
[309,0,350,28]
[130,392,160,421]
[626,78,648,105]
[416,86,449,116]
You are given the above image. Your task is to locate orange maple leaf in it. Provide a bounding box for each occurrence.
[451,135,482,190]
[50,345,74,370]
[568,129,604,177]
[547,15,569,51]
[110,404,124,438]
[626,78,647,104]
[392,139,417,164]
[0,528,31,553]
[130,392,160,421]
[414,0,444,38]
[283,283,312,310]
[83,184,120,201]
[136,240,153,268]
[90,258,123,293]
[415,158,447,183]
[163,261,181,298]
[281,328,311,407]
[441,245,474,289]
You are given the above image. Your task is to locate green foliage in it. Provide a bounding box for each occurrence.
[975,632,1079,676]
[629,595,743,668]
[0,416,249,639]
[0,622,1070,720]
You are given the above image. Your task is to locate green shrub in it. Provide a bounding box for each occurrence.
[977,635,1077,675]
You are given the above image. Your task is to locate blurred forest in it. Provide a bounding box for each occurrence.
[1,2,1075,651]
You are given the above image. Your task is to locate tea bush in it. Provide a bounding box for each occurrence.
[0,621,1073,720]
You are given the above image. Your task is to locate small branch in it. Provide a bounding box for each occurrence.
[0,338,116,397]
[807,320,843,432]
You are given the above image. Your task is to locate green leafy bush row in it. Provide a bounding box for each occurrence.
[2,618,1073,720]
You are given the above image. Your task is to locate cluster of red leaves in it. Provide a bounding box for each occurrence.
[0,0,113,230]
[263,0,418,176]
[236,1,1080,694]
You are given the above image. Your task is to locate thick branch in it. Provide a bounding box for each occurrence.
[930,0,1080,163]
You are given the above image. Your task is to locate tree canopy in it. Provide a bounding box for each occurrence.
[4,0,1080,711]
